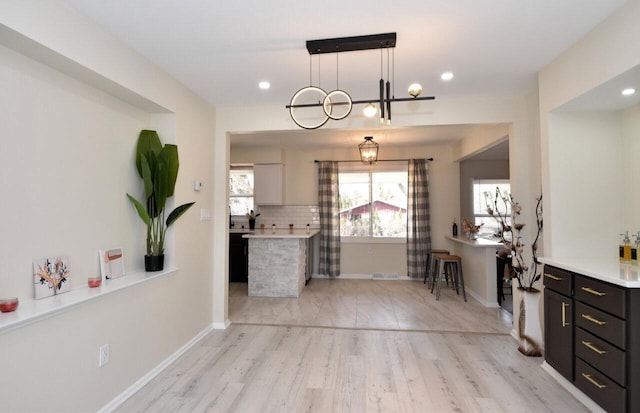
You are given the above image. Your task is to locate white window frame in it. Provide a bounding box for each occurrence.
[339,162,408,243]
[229,165,254,217]
[472,178,511,237]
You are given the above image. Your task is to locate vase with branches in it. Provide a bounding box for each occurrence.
[485,187,544,356]
[485,188,543,291]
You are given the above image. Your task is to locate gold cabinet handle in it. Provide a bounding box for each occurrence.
[544,273,563,281]
[582,373,606,389]
[581,314,607,326]
[581,287,606,297]
[561,302,570,327]
[581,340,607,355]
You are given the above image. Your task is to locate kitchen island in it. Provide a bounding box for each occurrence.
[243,229,320,297]
[445,235,504,307]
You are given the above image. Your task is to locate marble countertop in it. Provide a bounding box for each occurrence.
[243,229,320,239]
[540,257,640,288]
[446,235,503,248]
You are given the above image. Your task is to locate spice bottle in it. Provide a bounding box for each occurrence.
[632,232,640,263]
[620,231,632,261]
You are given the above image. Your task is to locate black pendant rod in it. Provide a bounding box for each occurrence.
[285,95,435,109]
[314,158,434,163]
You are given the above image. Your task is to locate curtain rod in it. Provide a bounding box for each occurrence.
[314,158,434,163]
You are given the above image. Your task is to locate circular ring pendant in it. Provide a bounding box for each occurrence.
[289,86,329,129]
[323,89,352,120]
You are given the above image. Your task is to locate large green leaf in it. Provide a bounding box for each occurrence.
[154,162,169,213]
[127,194,151,226]
[159,144,179,197]
[140,154,153,200]
[135,130,162,177]
[166,202,195,227]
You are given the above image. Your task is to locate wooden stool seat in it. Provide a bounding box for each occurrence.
[424,248,450,286]
[431,254,467,302]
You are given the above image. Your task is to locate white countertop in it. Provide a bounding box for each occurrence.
[540,257,640,288]
[243,229,320,239]
[229,228,255,234]
[446,235,503,248]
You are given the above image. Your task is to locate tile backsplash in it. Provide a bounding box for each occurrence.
[237,205,320,229]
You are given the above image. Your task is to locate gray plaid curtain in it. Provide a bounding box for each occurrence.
[407,159,431,278]
[318,161,340,276]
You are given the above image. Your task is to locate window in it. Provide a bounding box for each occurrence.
[229,166,254,216]
[472,179,510,236]
[339,166,408,238]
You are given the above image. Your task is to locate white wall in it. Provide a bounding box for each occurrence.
[539,0,640,257]
[622,104,640,232]
[546,111,623,257]
[0,2,214,411]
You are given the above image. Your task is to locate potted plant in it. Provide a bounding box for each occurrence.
[127,130,195,271]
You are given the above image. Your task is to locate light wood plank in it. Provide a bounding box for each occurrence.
[116,280,590,412]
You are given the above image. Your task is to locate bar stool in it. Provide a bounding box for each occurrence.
[431,255,467,302]
[424,249,450,287]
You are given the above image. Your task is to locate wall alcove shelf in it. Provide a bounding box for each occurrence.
[0,268,177,335]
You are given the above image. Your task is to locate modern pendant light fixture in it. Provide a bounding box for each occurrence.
[363,103,377,117]
[287,33,435,129]
[408,83,423,97]
[359,136,379,164]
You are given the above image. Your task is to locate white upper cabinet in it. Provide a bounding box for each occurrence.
[254,163,284,205]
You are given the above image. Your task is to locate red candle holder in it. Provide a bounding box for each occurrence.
[0,297,19,313]
[88,277,102,288]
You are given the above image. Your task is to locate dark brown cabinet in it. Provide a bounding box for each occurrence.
[229,233,248,283]
[544,264,640,413]
[573,274,631,413]
[544,266,574,381]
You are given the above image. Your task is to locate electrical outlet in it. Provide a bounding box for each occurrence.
[99,344,110,367]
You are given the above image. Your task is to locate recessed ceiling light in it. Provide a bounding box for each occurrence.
[441,72,454,81]
[622,88,636,96]
[259,81,270,90]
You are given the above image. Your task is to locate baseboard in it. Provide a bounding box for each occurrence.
[312,273,413,281]
[540,361,606,413]
[510,328,518,340]
[464,288,500,308]
[98,323,214,413]
[212,319,231,329]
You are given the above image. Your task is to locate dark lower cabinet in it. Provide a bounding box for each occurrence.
[544,287,574,380]
[229,233,248,283]
[544,264,640,413]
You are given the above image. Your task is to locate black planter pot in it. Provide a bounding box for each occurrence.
[145,254,165,272]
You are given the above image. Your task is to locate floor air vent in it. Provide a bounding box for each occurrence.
[372,273,399,280]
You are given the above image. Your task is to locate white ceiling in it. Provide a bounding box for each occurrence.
[63,0,629,158]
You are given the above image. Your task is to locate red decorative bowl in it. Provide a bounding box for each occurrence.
[88,277,102,288]
[0,297,19,313]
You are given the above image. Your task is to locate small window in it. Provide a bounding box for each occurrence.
[473,179,510,236]
[339,166,408,238]
[229,166,254,216]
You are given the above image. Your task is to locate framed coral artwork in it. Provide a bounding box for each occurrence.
[99,248,125,279]
[33,256,71,299]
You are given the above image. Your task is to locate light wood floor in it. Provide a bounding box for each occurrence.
[116,279,588,412]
